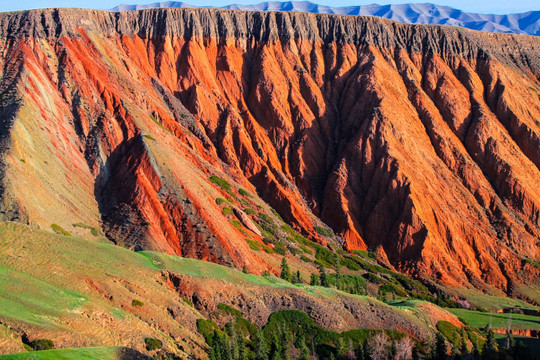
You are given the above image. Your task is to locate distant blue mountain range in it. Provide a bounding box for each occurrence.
[111,1,539,36]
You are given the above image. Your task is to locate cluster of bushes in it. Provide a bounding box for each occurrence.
[434,322,535,360]
[197,308,422,360]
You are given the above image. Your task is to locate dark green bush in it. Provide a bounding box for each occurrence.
[29,339,54,351]
[209,176,232,191]
[436,321,461,347]
[238,188,251,197]
[132,299,144,307]
[273,241,287,255]
[196,318,221,342]
[247,239,261,251]
[363,273,385,284]
[379,283,408,297]
[51,224,71,236]
[218,303,243,318]
[393,273,429,293]
[314,226,333,237]
[215,198,229,205]
[315,246,336,266]
[257,212,276,236]
[144,337,163,351]
[341,257,362,271]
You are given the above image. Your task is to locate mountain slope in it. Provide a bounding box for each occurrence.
[0,222,438,356]
[0,8,538,297]
[111,1,540,36]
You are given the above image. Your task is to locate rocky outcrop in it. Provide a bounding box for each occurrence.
[0,7,538,293]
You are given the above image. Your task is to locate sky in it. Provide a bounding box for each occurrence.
[0,0,538,14]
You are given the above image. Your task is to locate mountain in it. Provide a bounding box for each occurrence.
[0,6,539,358]
[0,7,538,297]
[111,1,540,36]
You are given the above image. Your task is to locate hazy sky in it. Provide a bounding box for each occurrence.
[0,0,538,14]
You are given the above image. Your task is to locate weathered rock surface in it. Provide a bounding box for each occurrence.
[0,8,538,294]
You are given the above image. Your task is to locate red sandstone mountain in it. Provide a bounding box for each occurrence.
[0,8,538,297]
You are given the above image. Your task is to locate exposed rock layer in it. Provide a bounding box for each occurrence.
[0,8,538,294]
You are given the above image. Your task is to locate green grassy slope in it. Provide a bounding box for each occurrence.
[0,347,119,360]
[0,221,435,356]
[448,309,540,331]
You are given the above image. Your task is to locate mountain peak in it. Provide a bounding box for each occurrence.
[110,1,540,36]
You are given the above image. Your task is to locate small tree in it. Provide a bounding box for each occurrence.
[319,264,329,287]
[334,253,343,290]
[280,257,291,282]
[254,330,269,360]
[472,339,481,359]
[336,337,346,358]
[482,326,497,360]
[367,332,390,360]
[292,270,302,284]
[395,337,414,360]
[242,265,248,274]
[298,335,310,360]
[29,339,54,351]
[460,329,468,355]
[355,341,364,360]
[434,333,447,360]
[281,329,292,360]
[310,273,320,286]
[144,337,163,351]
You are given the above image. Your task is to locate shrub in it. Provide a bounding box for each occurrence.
[209,176,231,192]
[314,226,333,237]
[132,299,144,307]
[143,134,156,141]
[222,207,233,216]
[273,241,287,255]
[300,255,312,263]
[29,339,54,351]
[218,303,243,318]
[257,212,277,236]
[379,283,408,297]
[288,246,302,255]
[315,246,337,266]
[72,222,100,236]
[262,244,274,253]
[363,273,385,284]
[247,239,261,251]
[215,198,228,205]
[183,298,193,307]
[229,220,245,233]
[341,257,362,271]
[436,321,461,347]
[51,224,71,236]
[281,224,293,234]
[238,188,251,197]
[196,318,220,342]
[393,273,429,293]
[244,207,256,215]
[144,337,163,351]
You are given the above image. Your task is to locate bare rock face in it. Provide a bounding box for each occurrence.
[233,208,262,237]
[0,8,538,294]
